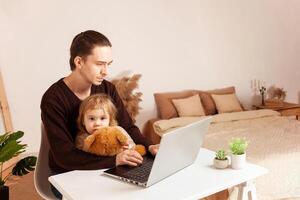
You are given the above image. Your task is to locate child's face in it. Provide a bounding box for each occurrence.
[83,108,110,134]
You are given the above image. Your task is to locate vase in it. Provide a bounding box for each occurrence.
[213,158,229,169]
[231,153,246,169]
[261,94,265,106]
[0,186,9,200]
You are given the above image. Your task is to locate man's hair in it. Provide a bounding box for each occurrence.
[77,94,118,134]
[69,30,112,70]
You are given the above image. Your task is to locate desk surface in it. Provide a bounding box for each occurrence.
[49,148,267,200]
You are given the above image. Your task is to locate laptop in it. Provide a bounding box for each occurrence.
[103,117,212,187]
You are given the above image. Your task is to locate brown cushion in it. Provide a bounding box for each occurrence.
[211,93,243,113]
[199,86,236,115]
[154,90,198,119]
[172,95,205,117]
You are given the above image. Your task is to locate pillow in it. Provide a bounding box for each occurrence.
[171,95,205,117]
[199,86,236,115]
[198,92,216,115]
[154,86,239,119]
[211,93,243,113]
[154,90,198,119]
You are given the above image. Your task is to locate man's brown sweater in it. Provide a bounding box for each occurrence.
[41,78,152,173]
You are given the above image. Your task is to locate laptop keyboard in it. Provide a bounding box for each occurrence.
[104,155,155,184]
[124,157,154,180]
[125,163,153,178]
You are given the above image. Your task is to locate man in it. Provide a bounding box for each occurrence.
[41,30,159,198]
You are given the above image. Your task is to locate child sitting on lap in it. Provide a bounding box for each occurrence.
[75,94,135,151]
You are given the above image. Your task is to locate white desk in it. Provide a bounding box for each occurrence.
[49,148,267,200]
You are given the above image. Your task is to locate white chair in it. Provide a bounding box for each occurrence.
[34,124,58,200]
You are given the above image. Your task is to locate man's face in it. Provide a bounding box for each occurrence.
[79,46,113,85]
[83,108,110,134]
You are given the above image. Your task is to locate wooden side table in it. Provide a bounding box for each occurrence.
[253,102,300,120]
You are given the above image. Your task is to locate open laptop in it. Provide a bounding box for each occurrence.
[103,117,212,187]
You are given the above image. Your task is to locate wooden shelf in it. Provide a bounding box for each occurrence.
[253,101,300,120]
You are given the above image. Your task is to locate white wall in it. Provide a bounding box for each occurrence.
[1,0,300,153]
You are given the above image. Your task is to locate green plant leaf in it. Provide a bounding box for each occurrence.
[215,149,227,160]
[0,140,26,162]
[0,131,24,149]
[12,156,37,176]
[229,138,248,155]
[6,131,24,143]
[0,132,10,146]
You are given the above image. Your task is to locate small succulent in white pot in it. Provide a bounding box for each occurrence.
[229,138,248,169]
[213,149,229,169]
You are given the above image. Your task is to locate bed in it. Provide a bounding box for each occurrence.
[153,109,300,200]
[145,86,300,199]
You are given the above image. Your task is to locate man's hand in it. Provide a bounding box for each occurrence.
[148,144,160,155]
[116,149,143,166]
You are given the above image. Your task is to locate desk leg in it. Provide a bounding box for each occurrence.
[237,180,257,200]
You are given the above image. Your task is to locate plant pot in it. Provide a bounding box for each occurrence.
[231,153,246,169]
[213,158,229,169]
[0,185,9,200]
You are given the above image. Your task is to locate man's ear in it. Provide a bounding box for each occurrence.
[74,56,83,69]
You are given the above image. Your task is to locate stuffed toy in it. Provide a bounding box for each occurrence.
[82,126,146,157]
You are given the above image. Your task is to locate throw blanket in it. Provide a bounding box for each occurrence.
[153,109,280,136]
[153,110,300,200]
[153,116,205,136]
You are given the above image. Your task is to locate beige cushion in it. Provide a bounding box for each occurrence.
[199,86,236,115]
[154,90,198,119]
[211,93,243,113]
[172,95,205,117]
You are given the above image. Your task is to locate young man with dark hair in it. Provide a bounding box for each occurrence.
[41,30,159,198]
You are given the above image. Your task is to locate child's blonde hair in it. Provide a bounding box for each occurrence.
[77,94,118,133]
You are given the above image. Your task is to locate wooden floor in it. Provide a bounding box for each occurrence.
[6,172,41,200]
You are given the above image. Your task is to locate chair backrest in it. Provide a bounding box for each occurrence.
[34,123,57,200]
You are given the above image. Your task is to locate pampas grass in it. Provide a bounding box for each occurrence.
[112,74,142,123]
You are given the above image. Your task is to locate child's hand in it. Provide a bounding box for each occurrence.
[122,140,135,150]
[148,144,160,155]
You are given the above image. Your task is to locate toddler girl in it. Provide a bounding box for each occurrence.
[75,94,134,151]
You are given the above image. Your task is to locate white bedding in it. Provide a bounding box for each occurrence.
[153,110,300,200]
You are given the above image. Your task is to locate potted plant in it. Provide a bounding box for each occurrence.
[0,131,37,200]
[213,149,229,169]
[229,138,248,169]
